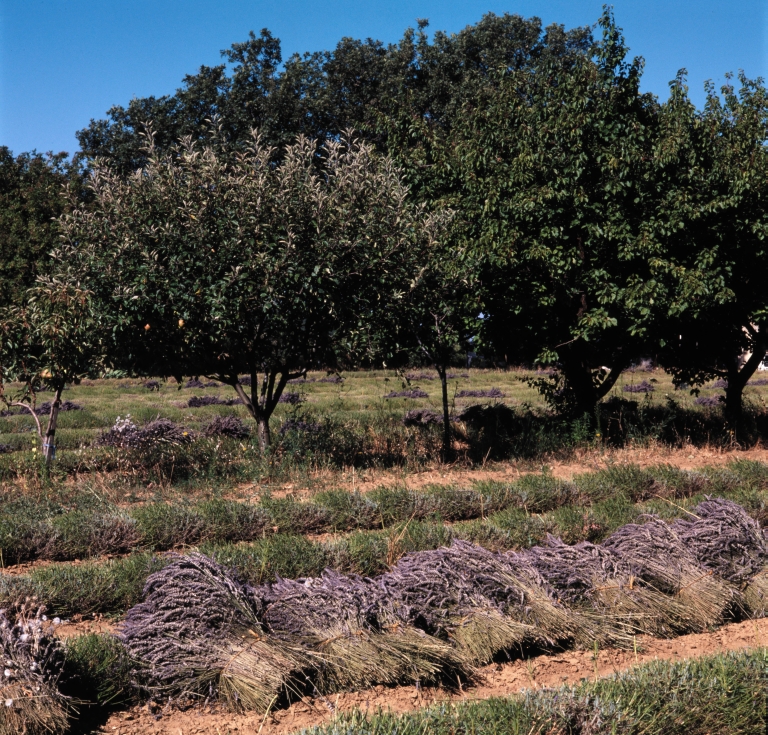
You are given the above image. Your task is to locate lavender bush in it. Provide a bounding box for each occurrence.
[187,395,243,408]
[695,396,721,407]
[143,380,160,392]
[278,392,304,405]
[33,401,83,416]
[97,416,193,449]
[456,387,504,398]
[623,381,654,393]
[318,375,343,384]
[405,372,435,381]
[402,408,443,426]
[279,418,321,434]
[711,379,728,389]
[202,415,251,440]
[384,389,428,399]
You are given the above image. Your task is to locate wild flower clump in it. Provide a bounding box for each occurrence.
[202,415,251,440]
[456,387,504,398]
[623,381,654,393]
[187,395,242,408]
[121,554,304,711]
[97,416,193,449]
[384,389,428,399]
[0,604,69,735]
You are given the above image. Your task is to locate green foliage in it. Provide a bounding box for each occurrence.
[58,131,442,448]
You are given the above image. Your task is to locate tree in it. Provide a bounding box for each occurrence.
[439,11,664,417]
[75,15,592,174]
[0,281,102,463]
[652,72,768,429]
[0,148,83,309]
[57,130,442,449]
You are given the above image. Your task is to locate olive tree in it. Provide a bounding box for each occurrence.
[57,130,442,449]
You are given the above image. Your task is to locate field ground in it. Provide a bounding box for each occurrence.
[1,365,767,456]
[2,370,768,734]
[96,619,768,735]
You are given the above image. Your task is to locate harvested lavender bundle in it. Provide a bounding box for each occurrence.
[672,498,768,615]
[261,570,460,689]
[378,542,531,663]
[672,499,768,585]
[602,518,733,630]
[121,553,304,712]
[524,536,686,637]
[0,603,69,735]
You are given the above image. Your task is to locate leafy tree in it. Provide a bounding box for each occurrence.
[0,148,82,309]
[0,281,102,463]
[437,11,663,417]
[652,72,768,429]
[75,15,592,173]
[57,130,442,449]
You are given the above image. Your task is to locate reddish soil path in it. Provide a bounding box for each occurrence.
[98,616,768,735]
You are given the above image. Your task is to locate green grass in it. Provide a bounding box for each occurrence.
[304,649,768,735]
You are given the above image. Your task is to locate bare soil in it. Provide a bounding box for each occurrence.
[95,616,768,735]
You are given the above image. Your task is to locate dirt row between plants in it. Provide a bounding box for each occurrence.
[97,616,768,735]
[249,444,768,500]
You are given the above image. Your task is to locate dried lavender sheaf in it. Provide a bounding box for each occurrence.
[672,498,768,585]
[602,517,733,629]
[0,604,69,735]
[120,553,303,710]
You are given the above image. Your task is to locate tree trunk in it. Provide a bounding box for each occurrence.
[724,335,767,435]
[255,410,271,451]
[435,364,452,462]
[230,368,294,452]
[43,385,63,466]
[559,352,626,418]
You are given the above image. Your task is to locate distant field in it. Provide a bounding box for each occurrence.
[2,366,766,453]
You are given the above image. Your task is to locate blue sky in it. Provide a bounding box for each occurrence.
[1,0,766,156]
